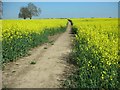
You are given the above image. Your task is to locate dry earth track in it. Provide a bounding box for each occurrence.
[2,22,74,88]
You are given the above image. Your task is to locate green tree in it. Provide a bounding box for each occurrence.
[19,7,31,19]
[18,3,41,19]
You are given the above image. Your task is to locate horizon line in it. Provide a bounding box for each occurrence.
[2,17,118,20]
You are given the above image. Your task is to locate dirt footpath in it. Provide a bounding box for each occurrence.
[2,22,73,88]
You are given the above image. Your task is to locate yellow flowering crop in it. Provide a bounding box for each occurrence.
[69,18,119,88]
[2,19,67,62]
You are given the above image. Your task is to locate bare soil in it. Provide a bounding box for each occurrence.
[2,22,74,88]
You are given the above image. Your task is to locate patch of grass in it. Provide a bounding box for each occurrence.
[49,40,54,45]
[2,63,6,70]
[12,70,16,73]
[49,40,54,43]
[30,61,36,65]
[71,27,77,34]
[44,47,47,49]
[26,53,31,56]
[51,43,54,45]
